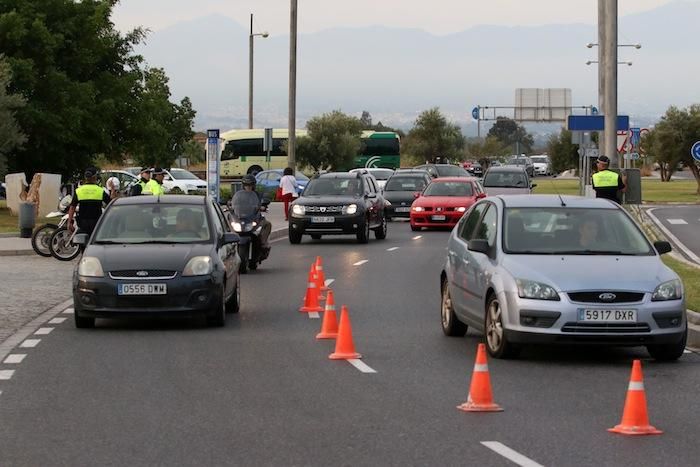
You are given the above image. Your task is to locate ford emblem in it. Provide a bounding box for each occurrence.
[320,207,326,212]
[599,292,616,302]
[136,270,149,277]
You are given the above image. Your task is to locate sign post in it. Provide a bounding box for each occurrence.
[691,141,700,162]
[206,129,221,203]
[263,128,273,170]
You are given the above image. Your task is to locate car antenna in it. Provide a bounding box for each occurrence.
[550,179,566,207]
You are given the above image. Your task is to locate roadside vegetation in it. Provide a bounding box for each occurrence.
[533,178,699,204]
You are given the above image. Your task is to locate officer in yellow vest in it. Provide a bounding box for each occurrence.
[591,155,626,203]
[128,167,152,196]
[68,167,115,236]
[144,167,166,196]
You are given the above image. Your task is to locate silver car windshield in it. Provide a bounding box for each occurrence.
[94,204,211,244]
[504,207,654,255]
[484,171,527,188]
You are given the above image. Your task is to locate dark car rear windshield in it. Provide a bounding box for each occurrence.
[384,176,428,192]
[424,181,473,196]
[436,166,469,177]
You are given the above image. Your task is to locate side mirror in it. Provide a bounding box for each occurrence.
[413,192,421,199]
[366,192,377,199]
[531,183,538,188]
[74,233,89,246]
[468,239,492,256]
[654,241,672,255]
[476,193,487,199]
[223,232,241,245]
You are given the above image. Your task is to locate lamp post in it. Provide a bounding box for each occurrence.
[288,0,298,170]
[248,13,269,129]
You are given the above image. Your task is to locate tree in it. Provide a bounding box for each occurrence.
[181,139,206,166]
[546,128,578,175]
[0,57,25,179]
[360,110,373,129]
[465,136,507,168]
[293,110,363,172]
[487,117,534,154]
[402,107,464,165]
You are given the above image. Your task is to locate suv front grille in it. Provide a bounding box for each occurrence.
[109,270,177,280]
[304,205,344,214]
[567,291,645,303]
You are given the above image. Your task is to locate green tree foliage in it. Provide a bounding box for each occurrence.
[402,107,464,165]
[546,128,578,174]
[465,136,507,168]
[643,105,700,192]
[358,110,405,137]
[487,117,534,154]
[294,110,363,172]
[181,139,205,166]
[0,57,25,179]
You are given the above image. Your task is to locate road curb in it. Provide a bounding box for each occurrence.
[0,249,35,257]
[687,309,700,351]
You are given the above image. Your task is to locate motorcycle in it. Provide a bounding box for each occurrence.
[31,194,72,257]
[227,199,271,274]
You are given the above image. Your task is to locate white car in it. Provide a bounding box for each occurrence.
[162,168,207,194]
[530,155,552,176]
[349,167,395,189]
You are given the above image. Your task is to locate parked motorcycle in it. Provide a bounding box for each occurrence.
[227,199,271,274]
[31,194,72,257]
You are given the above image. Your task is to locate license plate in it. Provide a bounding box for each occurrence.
[577,309,636,322]
[311,216,334,223]
[395,207,411,213]
[432,215,446,221]
[118,284,167,295]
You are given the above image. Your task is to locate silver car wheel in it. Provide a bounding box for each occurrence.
[486,298,503,352]
[441,286,452,329]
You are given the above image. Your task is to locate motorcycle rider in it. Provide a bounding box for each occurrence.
[129,167,152,196]
[230,174,271,254]
[144,167,166,196]
[68,167,115,237]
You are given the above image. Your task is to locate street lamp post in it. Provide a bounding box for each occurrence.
[248,13,269,130]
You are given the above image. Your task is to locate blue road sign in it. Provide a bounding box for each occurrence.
[692,141,700,162]
[472,107,480,120]
[591,106,599,115]
[630,127,641,147]
[567,115,630,131]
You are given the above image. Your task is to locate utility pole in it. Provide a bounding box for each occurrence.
[603,0,618,168]
[597,0,606,155]
[248,14,254,129]
[287,0,298,170]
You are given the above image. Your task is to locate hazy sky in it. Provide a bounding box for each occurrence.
[112,0,689,35]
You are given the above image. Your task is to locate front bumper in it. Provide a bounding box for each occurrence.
[410,211,464,228]
[289,212,365,235]
[386,205,413,218]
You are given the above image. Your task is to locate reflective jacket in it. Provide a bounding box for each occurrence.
[144,179,165,196]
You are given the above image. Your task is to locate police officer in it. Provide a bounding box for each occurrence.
[144,167,166,196]
[68,167,115,236]
[591,155,626,203]
[129,167,152,196]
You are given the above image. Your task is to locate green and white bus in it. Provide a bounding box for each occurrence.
[219,128,401,177]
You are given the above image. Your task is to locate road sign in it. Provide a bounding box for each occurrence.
[591,106,599,115]
[567,115,630,131]
[585,148,599,158]
[629,127,641,147]
[206,129,221,202]
[472,107,480,120]
[692,141,700,162]
[624,152,640,160]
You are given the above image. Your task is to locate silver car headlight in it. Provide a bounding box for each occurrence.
[232,222,243,232]
[652,279,682,301]
[183,256,212,276]
[344,204,358,215]
[516,279,560,301]
[78,257,104,278]
[292,205,305,216]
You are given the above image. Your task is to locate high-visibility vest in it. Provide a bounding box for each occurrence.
[144,179,165,196]
[592,169,620,188]
[75,184,104,201]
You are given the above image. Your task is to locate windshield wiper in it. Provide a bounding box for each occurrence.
[127,240,181,244]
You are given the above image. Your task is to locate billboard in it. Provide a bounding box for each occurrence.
[514,88,572,122]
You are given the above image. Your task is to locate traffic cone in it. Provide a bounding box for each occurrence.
[316,289,338,339]
[299,268,323,313]
[608,360,662,435]
[329,305,361,359]
[312,263,326,301]
[457,343,503,412]
[315,256,328,291]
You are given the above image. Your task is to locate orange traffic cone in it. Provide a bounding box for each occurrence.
[316,289,338,339]
[315,256,328,291]
[608,360,662,435]
[299,268,323,313]
[457,343,503,412]
[329,305,361,359]
[312,263,326,301]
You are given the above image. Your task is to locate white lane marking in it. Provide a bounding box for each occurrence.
[412,235,422,240]
[387,247,399,251]
[481,441,544,467]
[63,308,74,314]
[646,208,700,264]
[667,218,688,225]
[308,312,320,319]
[325,278,335,287]
[348,359,377,374]
[0,370,15,380]
[20,339,40,348]
[34,327,54,335]
[49,317,67,324]
[353,260,369,266]
[3,354,26,364]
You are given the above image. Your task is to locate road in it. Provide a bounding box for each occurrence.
[646,205,700,264]
[1,225,700,466]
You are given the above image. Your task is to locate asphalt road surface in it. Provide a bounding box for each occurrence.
[1,224,699,466]
[646,205,700,263]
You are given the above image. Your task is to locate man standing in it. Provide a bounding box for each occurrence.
[129,167,152,196]
[591,155,626,203]
[144,167,166,196]
[68,167,115,237]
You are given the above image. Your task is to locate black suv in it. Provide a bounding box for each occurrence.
[289,171,388,244]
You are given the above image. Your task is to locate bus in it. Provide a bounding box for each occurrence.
[219,128,401,177]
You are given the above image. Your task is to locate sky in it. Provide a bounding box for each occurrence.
[112,0,688,36]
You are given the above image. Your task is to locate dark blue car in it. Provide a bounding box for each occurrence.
[255,169,309,198]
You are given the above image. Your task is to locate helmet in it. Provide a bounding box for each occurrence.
[242,175,256,187]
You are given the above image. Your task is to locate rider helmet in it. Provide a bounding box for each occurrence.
[242,174,256,188]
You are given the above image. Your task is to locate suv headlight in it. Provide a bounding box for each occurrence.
[652,279,682,301]
[78,257,104,277]
[292,205,305,216]
[516,279,560,301]
[343,204,358,215]
[183,256,212,276]
[231,222,243,232]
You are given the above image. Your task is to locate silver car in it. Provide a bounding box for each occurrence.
[482,166,536,196]
[440,195,687,360]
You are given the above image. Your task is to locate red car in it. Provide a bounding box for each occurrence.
[409,177,486,231]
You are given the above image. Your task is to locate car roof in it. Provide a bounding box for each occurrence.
[389,171,429,177]
[485,166,528,173]
[112,195,207,206]
[431,176,479,183]
[495,194,620,209]
[416,164,457,167]
[317,172,363,179]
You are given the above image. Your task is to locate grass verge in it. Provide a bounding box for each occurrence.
[662,255,700,313]
[533,178,699,203]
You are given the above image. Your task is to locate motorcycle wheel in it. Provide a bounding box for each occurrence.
[49,227,81,261]
[31,223,59,257]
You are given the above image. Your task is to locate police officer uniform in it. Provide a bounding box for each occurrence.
[144,167,166,196]
[69,167,112,236]
[129,167,152,196]
[591,155,626,203]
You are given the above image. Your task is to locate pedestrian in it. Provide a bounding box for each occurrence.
[68,167,115,238]
[144,167,166,196]
[279,167,299,221]
[129,167,152,196]
[591,156,626,203]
